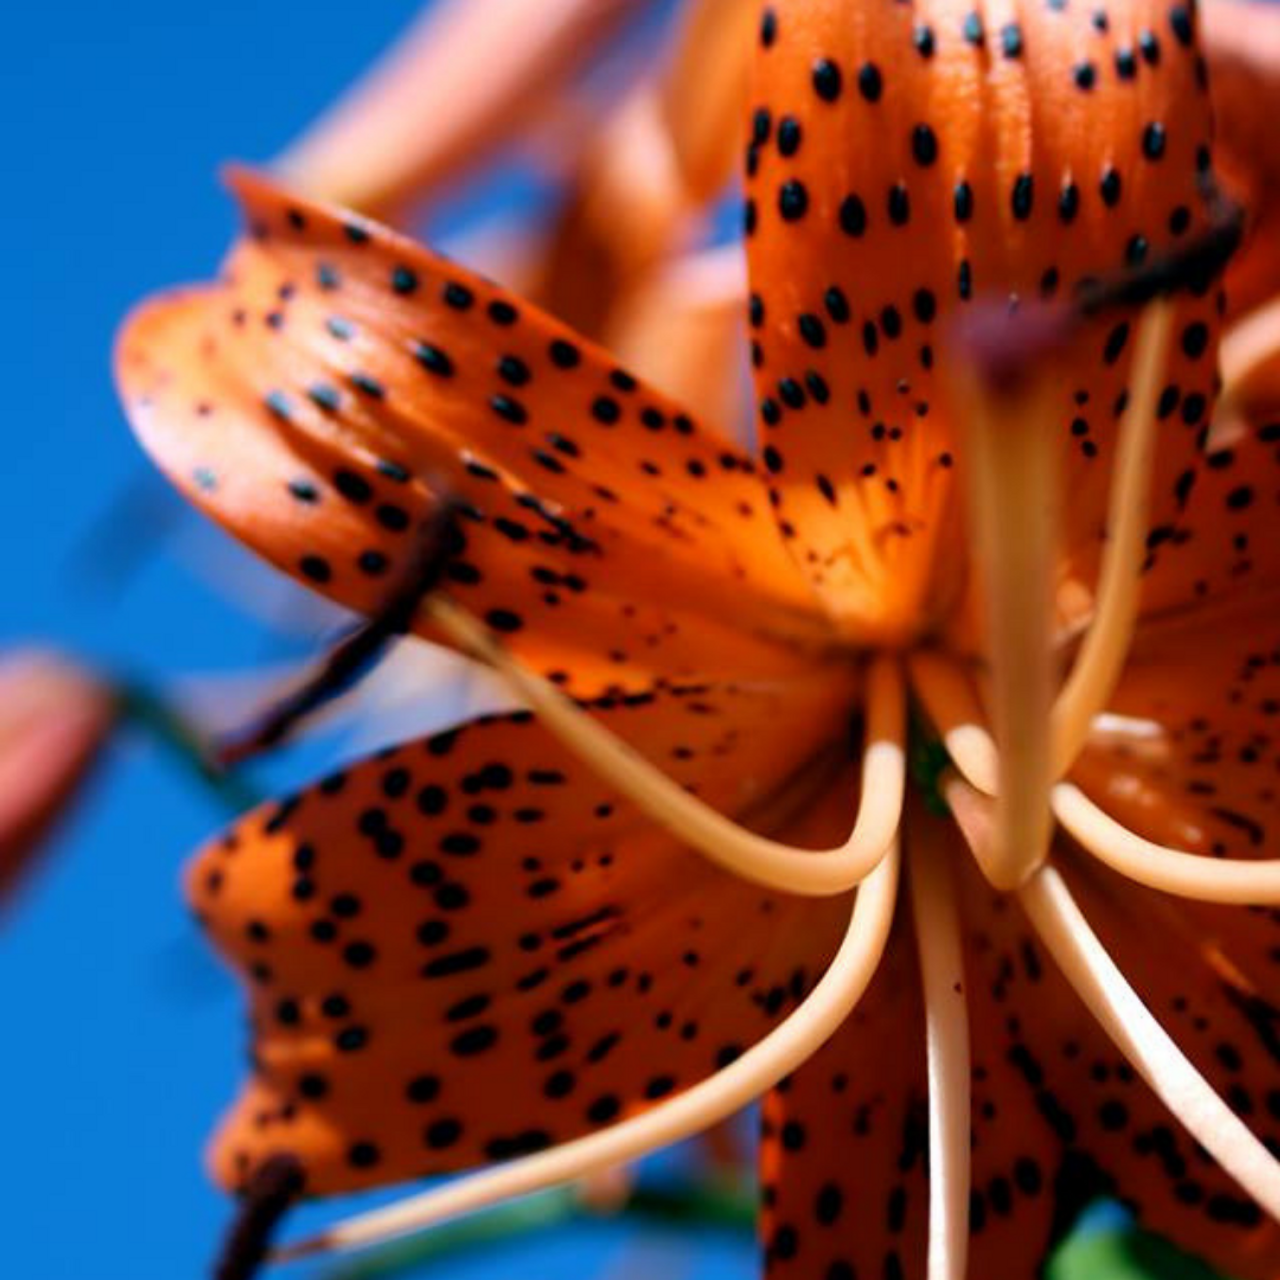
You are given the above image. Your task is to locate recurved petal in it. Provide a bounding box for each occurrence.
[1060,398,1280,645]
[115,172,831,700]
[528,0,756,345]
[758,929,931,1280]
[1072,587,1280,871]
[744,0,1222,644]
[276,0,652,223]
[658,0,759,207]
[188,670,854,1196]
[1068,397,1280,859]
[1069,564,1280,1002]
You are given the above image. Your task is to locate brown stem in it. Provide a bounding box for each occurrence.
[214,1155,306,1280]
[216,501,463,767]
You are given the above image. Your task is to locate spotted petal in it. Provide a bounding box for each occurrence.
[759,930,932,1280]
[1022,856,1280,1278]
[761,866,1081,1280]
[189,668,855,1195]
[115,171,830,701]
[762,835,1280,1279]
[744,0,1222,644]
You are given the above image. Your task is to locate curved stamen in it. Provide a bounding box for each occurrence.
[1018,863,1280,1222]
[275,844,901,1261]
[953,356,1058,890]
[908,817,972,1280]
[425,598,906,896]
[908,652,998,796]
[1053,783,1280,904]
[1050,303,1174,779]
[913,654,1280,906]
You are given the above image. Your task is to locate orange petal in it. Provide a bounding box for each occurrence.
[605,245,750,434]
[658,0,759,206]
[529,90,690,342]
[187,673,855,1196]
[1202,0,1280,321]
[962,844,1280,1278]
[1070,558,1280,991]
[114,172,831,700]
[758,929,931,1279]
[277,0,650,223]
[529,0,756,343]
[760,859,1070,1280]
[763,823,1280,1279]
[0,651,115,906]
[745,0,1222,644]
[1069,406,1280,858]
[1030,856,1280,1278]
[1074,596,1280,869]
[1060,395,1280,663]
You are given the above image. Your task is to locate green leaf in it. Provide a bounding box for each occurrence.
[1050,1226,1233,1280]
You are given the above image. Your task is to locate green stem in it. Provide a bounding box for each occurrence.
[318,1178,757,1280]
[115,682,264,814]
[626,1177,757,1231]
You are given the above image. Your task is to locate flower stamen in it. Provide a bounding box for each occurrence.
[1053,782,1280,904]
[1050,302,1174,779]
[274,844,902,1261]
[1018,862,1280,1223]
[914,654,1280,905]
[908,814,972,1280]
[424,597,906,895]
[907,652,998,795]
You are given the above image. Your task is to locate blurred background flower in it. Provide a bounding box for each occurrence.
[0,650,117,908]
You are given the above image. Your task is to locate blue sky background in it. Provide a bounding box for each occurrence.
[0,2,750,1277]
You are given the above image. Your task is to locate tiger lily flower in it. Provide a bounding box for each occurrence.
[116,0,1280,1276]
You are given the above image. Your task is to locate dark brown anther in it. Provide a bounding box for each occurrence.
[216,495,464,767]
[956,193,1244,397]
[1077,190,1244,316]
[213,1154,305,1280]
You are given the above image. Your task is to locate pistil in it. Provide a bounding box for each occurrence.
[952,340,1058,890]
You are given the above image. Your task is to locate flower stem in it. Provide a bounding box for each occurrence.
[318,1177,757,1279]
[115,682,264,814]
